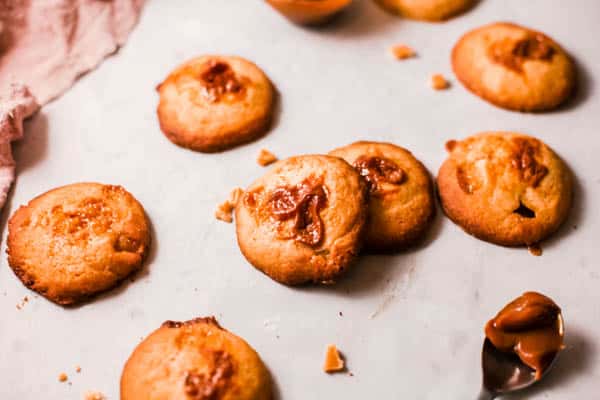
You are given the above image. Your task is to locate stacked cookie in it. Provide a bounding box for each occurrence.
[233,131,573,285]
[235,141,436,285]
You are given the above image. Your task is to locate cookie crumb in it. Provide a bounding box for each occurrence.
[75,365,81,373]
[215,187,244,223]
[16,296,29,310]
[215,201,235,223]
[84,390,106,400]
[323,345,345,373]
[390,44,416,60]
[430,74,449,90]
[58,372,68,382]
[257,149,278,166]
[228,187,243,206]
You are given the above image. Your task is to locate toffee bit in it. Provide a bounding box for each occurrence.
[430,74,450,90]
[257,149,278,166]
[323,345,345,373]
[390,44,416,60]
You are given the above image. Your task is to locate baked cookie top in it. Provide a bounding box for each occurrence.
[437,132,572,246]
[452,22,576,111]
[330,141,435,251]
[373,0,475,21]
[7,182,150,305]
[157,55,274,152]
[266,0,352,25]
[120,317,272,400]
[235,155,367,285]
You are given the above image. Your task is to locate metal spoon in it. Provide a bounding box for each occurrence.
[477,314,564,399]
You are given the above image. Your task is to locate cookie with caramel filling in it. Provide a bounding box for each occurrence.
[437,132,572,246]
[235,155,368,285]
[120,317,272,400]
[330,141,435,252]
[373,0,475,21]
[157,55,274,152]
[266,0,352,25]
[7,183,150,305]
[452,22,576,111]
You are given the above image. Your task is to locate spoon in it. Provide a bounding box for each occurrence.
[477,314,564,399]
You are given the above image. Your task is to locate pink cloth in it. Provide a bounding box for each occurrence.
[0,0,144,210]
[0,0,145,104]
[0,84,39,206]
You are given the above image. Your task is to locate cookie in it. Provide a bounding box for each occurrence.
[7,183,150,305]
[235,155,368,285]
[373,0,475,21]
[452,22,576,112]
[437,132,572,246]
[121,317,272,400]
[330,141,435,251]
[157,55,274,152]
[266,0,352,25]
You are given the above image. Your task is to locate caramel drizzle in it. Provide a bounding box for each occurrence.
[184,351,234,400]
[489,34,555,73]
[198,60,243,103]
[353,155,404,195]
[267,178,328,247]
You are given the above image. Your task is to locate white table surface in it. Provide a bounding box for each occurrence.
[1,0,598,398]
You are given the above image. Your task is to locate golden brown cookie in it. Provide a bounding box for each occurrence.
[7,183,150,305]
[266,0,352,25]
[330,141,435,252]
[235,155,368,285]
[157,55,274,152]
[374,0,475,21]
[121,317,272,400]
[452,22,576,112]
[437,132,572,246]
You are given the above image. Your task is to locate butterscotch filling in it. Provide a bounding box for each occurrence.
[485,292,563,380]
[488,34,555,72]
[353,155,404,195]
[198,60,244,103]
[184,351,234,400]
[267,177,328,246]
[511,138,548,187]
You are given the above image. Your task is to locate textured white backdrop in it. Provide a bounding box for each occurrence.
[0,0,598,398]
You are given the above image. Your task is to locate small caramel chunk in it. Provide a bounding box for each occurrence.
[323,345,345,373]
[83,391,105,400]
[485,292,563,380]
[199,60,244,103]
[445,140,458,152]
[58,372,68,382]
[456,166,478,194]
[390,44,416,60]
[353,156,404,195]
[257,149,278,166]
[528,244,543,256]
[75,365,82,373]
[511,138,548,187]
[430,74,449,90]
[268,178,328,246]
